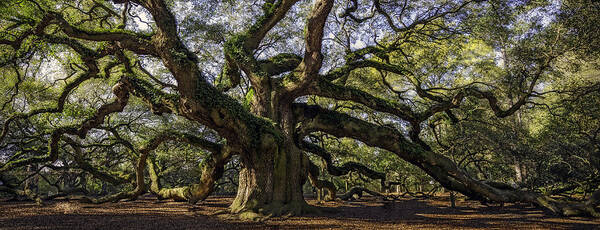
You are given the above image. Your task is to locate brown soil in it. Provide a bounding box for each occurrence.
[0,195,598,229]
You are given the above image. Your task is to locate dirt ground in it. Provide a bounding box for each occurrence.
[0,195,598,229]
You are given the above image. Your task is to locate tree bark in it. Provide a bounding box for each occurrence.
[229,128,312,218]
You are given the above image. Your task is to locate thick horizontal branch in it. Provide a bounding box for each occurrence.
[259,53,302,76]
[299,140,386,183]
[49,11,157,55]
[65,137,131,185]
[293,103,600,216]
[146,134,236,203]
[306,79,418,122]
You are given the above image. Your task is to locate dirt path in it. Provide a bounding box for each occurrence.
[1,196,598,229]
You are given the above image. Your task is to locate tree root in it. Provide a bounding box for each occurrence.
[1,185,87,204]
[220,201,321,221]
[79,189,143,204]
[340,187,396,201]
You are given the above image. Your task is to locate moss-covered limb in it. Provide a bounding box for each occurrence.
[0,13,55,50]
[80,127,165,204]
[63,137,130,185]
[464,85,537,118]
[222,34,264,84]
[1,78,130,173]
[0,128,64,173]
[293,103,600,216]
[0,184,43,203]
[1,9,154,56]
[215,55,241,92]
[46,11,157,56]
[134,61,176,89]
[148,144,235,203]
[115,0,281,148]
[0,70,93,143]
[412,73,542,121]
[258,53,302,76]
[0,182,87,202]
[299,140,386,186]
[293,103,503,199]
[187,146,234,203]
[276,0,334,97]
[320,58,547,121]
[0,172,88,203]
[0,31,119,143]
[415,92,465,122]
[322,59,411,82]
[191,76,283,148]
[137,131,229,202]
[306,78,418,122]
[71,79,131,139]
[124,75,179,115]
[43,187,89,201]
[306,160,336,201]
[221,0,304,95]
[121,128,237,203]
[148,156,184,200]
[122,1,281,146]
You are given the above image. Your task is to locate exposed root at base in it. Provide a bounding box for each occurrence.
[217,202,322,221]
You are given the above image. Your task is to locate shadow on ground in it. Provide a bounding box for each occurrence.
[0,195,598,229]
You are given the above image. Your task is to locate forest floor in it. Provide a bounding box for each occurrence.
[0,195,598,229]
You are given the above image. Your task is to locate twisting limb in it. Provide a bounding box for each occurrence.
[63,137,131,185]
[300,0,334,75]
[258,53,302,76]
[89,127,236,204]
[280,0,334,97]
[305,158,336,201]
[307,78,418,122]
[298,140,386,189]
[146,132,237,203]
[80,130,166,204]
[294,103,600,217]
[0,78,129,173]
[148,143,235,203]
[243,0,302,51]
[340,187,392,201]
[0,32,120,143]
[341,0,474,33]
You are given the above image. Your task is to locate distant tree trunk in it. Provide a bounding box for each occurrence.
[450,190,456,208]
[345,180,349,193]
[24,165,38,195]
[514,160,523,183]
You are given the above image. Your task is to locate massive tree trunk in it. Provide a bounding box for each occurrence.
[230,100,312,218]
[230,142,309,217]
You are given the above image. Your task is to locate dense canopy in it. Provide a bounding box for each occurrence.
[0,0,599,219]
